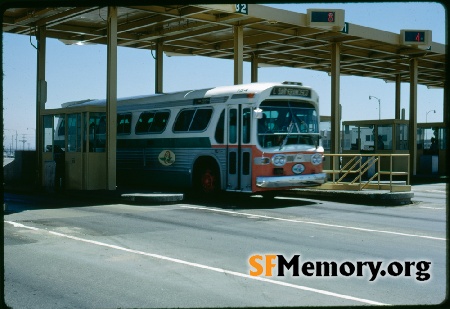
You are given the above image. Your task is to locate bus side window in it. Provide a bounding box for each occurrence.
[229,108,237,143]
[174,109,195,132]
[174,108,212,132]
[149,111,170,133]
[190,108,212,131]
[117,113,132,135]
[215,110,225,144]
[136,112,153,134]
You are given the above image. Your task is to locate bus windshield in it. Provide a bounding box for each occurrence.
[257,100,319,149]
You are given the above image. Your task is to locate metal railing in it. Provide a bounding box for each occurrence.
[322,153,410,192]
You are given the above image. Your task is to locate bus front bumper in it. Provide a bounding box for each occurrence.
[256,173,327,188]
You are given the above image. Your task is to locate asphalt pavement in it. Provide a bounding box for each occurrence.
[3,182,447,308]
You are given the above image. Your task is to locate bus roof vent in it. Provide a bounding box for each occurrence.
[282,81,302,86]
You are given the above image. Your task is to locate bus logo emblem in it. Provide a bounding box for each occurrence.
[158,150,176,166]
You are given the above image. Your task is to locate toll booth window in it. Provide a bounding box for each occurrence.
[136,110,170,134]
[377,125,392,150]
[396,124,408,150]
[419,127,437,151]
[53,115,65,152]
[43,115,53,152]
[438,127,446,150]
[215,109,225,144]
[117,113,132,135]
[88,113,106,152]
[173,108,212,132]
[57,118,65,137]
[343,125,363,151]
[320,121,331,151]
[67,114,81,152]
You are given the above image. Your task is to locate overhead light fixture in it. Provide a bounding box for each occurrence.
[58,39,95,46]
[164,51,195,57]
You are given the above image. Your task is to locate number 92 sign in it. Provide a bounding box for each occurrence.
[235,4,248,15]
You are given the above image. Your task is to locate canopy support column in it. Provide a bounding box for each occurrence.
[106,6,117,190]
[330,43,341,159]
[155,41,163,94]
[395,74,401,119]
[251,53,258,83]
[409,58,418,176]
[234,25,243,85]
[36,25,46,187]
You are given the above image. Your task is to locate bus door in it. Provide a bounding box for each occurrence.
[227,105,252,192]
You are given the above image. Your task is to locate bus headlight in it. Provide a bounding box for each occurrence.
[272,154,287,166]
[311,153,323,165]
[292,163,305,174]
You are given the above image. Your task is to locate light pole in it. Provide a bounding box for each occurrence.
[369,96,381,120]
[27,128,36,150]
[426,109,436,123]
[4,129,18,154]
[425,110,436,146]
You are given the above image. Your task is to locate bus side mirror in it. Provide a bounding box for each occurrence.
[253,108,263,119]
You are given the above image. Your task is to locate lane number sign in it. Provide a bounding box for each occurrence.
[235,4,248,15]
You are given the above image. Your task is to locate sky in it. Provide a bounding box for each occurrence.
[2,2,446,150]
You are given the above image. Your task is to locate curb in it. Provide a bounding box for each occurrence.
[286,188,413,206]
[121,193,184,203]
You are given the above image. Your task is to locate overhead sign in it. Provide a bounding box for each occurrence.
[341,22,349,34]
[400,29,432,46]
[235,4,248,15]
[307,9,345,31]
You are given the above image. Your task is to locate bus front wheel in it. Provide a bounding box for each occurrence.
[194,160,220,195]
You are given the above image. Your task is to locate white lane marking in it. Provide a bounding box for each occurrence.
[418,206,445,210]
[181,206,446,241]
[5,220,387,306]
[424,190,446,193]
[6,221,41,230]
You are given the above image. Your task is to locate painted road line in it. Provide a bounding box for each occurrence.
[418,206,445,210]
[5,220,388,306]
[180,206,446,241]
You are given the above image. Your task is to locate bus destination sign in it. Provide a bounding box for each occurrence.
[271,87,311,98]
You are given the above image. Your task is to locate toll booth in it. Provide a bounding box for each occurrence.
[417,122,446,175]
[319,115,332,171]
[41,104,107,190]
[342,119,410,174]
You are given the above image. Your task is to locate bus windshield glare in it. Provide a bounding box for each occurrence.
[257,100,319,149]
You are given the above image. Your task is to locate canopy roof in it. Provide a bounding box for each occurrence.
[3,4,446,88]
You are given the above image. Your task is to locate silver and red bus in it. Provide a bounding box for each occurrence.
[62,81,326,195]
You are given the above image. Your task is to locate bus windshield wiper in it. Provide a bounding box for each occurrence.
[279,120,298,150]
[279,106,301,150]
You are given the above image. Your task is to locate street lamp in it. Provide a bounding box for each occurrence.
[426,110,436,123]
[369,96,381,120]
[425,110,436,145]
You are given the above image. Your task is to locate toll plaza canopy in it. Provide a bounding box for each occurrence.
[2,4,446,88]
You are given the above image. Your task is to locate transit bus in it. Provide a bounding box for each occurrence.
[60,81,326,195]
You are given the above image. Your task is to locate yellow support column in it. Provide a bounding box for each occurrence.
[155,40,163,94]
[330,43,341,171]
[409,58,418,176]
[36,26,46,187]
[234,25,243,85]
[106,6,117,190]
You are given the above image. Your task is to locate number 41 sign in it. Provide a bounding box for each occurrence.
[235,4,248,15]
